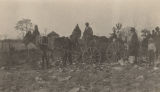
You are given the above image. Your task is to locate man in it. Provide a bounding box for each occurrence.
[7,44,15,68]
[152,30,156,37]
[110,27,117,41]
[148,37,156,66]
[62,37,72,66]
[128,27,139,64]
[41,36,49,69]
[82,22,93,46]
[70,24,81,48]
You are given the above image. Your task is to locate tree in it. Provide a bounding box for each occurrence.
[112,26,116,33]
[116,23,122,31]
[110,23,122,40]
[109,27,117,40]
[15,19,33,38]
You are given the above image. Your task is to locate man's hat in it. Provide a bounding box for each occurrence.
[130,27,135,32]
[85,22,89,26]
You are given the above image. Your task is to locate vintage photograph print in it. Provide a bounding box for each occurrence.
[0,0,160,92]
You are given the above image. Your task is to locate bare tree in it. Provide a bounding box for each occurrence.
[110,23,122,39]
[116,23,122,31]
[15,19,33,38]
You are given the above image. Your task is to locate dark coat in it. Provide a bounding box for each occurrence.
[82,26,93,42]
[70,25,81,41]
[128,32,139,56]
[70,25,81,47]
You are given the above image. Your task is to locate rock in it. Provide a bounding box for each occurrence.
[48,69,54,73]
[113,66,123,71]
[111,62,119,66]
[138,66,144,70]
[80,86,86,91]
[35,76,46,84]
[118,59,126,66]
[58,76,72,82]
[129,56,135,64]
[57,68,63,72]
[35,76,42,81]
[50,75,56,79]
[132,82,141,87]
[100,86,110,92]
[156,63,160,67]
[76,69,80,72]
[0,66,5,70]
[64,76,72,80]
[33,89,48,92]
[70,69,74,72]
[103,78,110,82]
[133,65,138,69]
[133,65,144,70]
[136,75,144,80]
[153,67,159,70]
[69,88,80,92]
[93,64,96,68]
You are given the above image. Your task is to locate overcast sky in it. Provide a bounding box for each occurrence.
[0,0,160,39]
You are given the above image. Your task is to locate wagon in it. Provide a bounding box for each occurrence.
[72,36,109,64]
[105,27,135,63]
[105,39,126,63]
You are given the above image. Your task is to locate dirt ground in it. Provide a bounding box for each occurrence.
[0,62,160,92]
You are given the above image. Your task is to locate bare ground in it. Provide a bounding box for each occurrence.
[0,62,160,92]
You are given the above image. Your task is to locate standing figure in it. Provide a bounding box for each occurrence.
[70,24,81,48]
[62,37,72,66]
[42,50,49,69]
[152,30,156,38]
[41,36,50,69]
[148,37,156,66]
[128,27,139,64]
[110,27,117,42]
[82,22,93,46]
[7,44,15,67]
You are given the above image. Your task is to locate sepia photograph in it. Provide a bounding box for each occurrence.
[0,0,160,92]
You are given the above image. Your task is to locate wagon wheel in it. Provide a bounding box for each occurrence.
[82,47,101,64]
[106,42,123,63]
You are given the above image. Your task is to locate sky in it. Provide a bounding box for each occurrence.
[0,0,160,39]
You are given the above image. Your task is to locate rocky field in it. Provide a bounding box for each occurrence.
[0,61,160,92]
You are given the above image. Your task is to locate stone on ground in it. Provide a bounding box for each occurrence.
[68,87,80,92]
